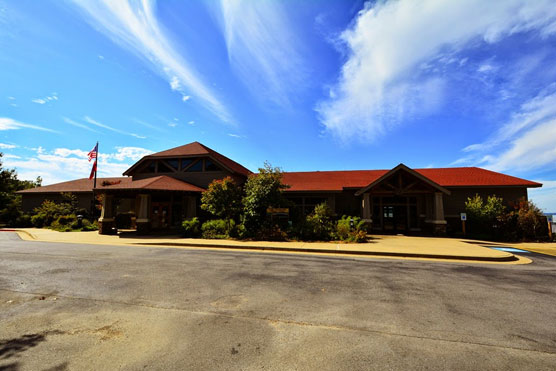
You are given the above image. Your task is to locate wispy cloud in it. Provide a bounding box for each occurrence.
[3,146,153,185]
[227,133,243,138]
[31,93,58,104]
[455,86,556,172]
[529,180,556,212]
[83,116,144,138]
[62,117,100,133]
[0,143,17,149]
[210,0,307,107]
[0,117,57,133]
[316,0,556,142]
[70,0,233,124]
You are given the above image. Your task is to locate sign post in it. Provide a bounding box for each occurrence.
[460,213,467,235]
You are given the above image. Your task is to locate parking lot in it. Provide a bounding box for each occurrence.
[1,232,555,370]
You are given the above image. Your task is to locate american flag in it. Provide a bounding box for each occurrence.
[88,143,98,162]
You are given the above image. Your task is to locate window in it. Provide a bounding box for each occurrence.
[180,158,195,170]
[140,161,156,173]
[186,159,203,172]
[157,161,174,173]
[204,159,222,171]
[383,206,394,218]
[166,159,179,170]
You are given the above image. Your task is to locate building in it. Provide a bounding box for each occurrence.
[18,141,542,235]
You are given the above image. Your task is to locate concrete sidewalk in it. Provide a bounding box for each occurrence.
[7,228,531,264]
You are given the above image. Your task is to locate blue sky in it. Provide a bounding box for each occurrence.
[1,0,555,211]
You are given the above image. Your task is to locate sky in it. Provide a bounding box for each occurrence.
[0,0,555,211]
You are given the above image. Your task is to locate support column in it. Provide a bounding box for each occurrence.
[98,193,116,235]
[432,192,447,235]
[136,193,151,235]
[185,195,196,219]
[362,193,371,221]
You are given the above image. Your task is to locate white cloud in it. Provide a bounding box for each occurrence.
[0,143,17,149]
[0,117,57,133]
[62,117,100,133]
[478,64,495,73]
[3,146,153,185]
[70,0,233,124]
[31,93,58,104]
[7,96,15,100]
[210,0,306,107]
[182,95,190,102]
[529,180,556,212]
[457,87,556,172]
[228,133,242,138]
[188,120,195,125]
[317,0,556,142]
[168,122,177,127]
[98,55,104,59]
[131,133,146,139]
[83,116,138,137]
[170,75,180,91]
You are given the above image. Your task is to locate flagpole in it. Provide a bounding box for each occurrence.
[94,141,98,189]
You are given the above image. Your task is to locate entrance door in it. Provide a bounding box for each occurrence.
[382,204,408,233]
[151,202,171,229]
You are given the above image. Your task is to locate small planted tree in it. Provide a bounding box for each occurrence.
[242,162,289,237]
[201,176,243,222]
[465,194,505,238]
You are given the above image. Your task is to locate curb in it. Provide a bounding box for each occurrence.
[132,241,519,262]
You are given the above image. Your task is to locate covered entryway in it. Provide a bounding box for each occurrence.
[357,164,451,235]
[96,175,203,235]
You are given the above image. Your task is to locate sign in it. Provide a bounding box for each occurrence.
[266,208,289,215]
[460,213,467,221]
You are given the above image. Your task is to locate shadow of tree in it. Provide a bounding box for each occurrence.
[0,362,19,371]
[0,331,63,360]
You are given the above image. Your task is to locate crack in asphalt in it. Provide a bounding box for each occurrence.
[1,287,555,356]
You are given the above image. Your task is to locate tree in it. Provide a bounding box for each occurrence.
[201,176,243,222]
[465,194,505,237]
[242,162,289,235]
[0,152,41,226]
[515,199,547,240]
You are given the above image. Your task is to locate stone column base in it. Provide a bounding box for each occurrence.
[136,220,151,235]
[98,218,116,235]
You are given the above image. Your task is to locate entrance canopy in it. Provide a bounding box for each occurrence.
[355,164,450,196]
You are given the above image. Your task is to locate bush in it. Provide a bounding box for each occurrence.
[50,214,77,232]
[304,202,335,241]
[81,219,98,231]
[515,199,548,241]
[201,177,243,222]
[465,194,505,239]
[32,199,74,227]
[182,217,201,238]
[336,215,368,242]
[201,219,231,239]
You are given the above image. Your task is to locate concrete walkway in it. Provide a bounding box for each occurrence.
[6,228,532,264]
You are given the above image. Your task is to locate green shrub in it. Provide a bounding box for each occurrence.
[201,177,243,222]
[514,199,548,241]
[81,219,99,231]
[336,215,368,242]
[201,219,230,239]
[465,194,505,239]
[50,214,77,232]
[32,199,73,227]
[182,217,201,238]
[304,202,335,241]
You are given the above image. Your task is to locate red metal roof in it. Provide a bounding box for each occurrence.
[96,176,204,192]
[282,167,541,192]
[128,141,252,177]
[17,177,131,194]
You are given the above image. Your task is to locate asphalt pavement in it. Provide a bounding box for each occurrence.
[1,232,555,370]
